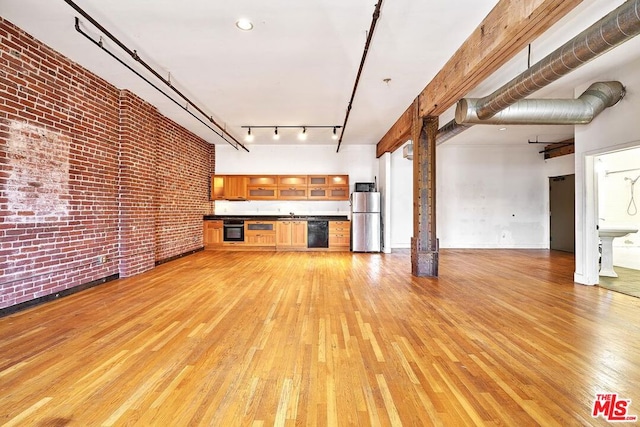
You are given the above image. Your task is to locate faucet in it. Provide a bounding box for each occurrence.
[289,212,295,218]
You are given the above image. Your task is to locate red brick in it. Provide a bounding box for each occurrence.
[0,18,215,310]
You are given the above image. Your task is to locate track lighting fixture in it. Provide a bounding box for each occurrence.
[240,125,342,142]
[245,127,254,142]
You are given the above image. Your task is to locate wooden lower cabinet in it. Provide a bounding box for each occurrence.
[203,220,223,248]
[204,219,348,251]
[276,221,307,249]
[244,221,276,247]
[329,220,350,250]
[245,234,276,246]
[276,221,292,246]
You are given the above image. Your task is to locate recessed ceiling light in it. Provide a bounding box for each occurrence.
[236,19,253,31]
[499,127,507,131]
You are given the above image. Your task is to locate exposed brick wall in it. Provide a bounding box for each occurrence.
[0,17,215,310]
[118,90,157,277]
[155,116,212,261]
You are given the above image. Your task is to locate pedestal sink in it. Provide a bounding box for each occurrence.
[599,227,638,277]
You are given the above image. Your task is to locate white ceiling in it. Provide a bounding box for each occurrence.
[1,0,639,150]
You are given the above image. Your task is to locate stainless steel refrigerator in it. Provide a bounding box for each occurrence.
[351,192,381,252]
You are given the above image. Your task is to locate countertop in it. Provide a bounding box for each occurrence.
[203,215,349,221]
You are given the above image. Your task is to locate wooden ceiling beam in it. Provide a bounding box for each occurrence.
[376,100,415,158]
[376,0,583,158]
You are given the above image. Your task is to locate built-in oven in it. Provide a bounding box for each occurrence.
[223,219,245,242]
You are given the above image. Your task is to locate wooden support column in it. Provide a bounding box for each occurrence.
[411,114,438,277]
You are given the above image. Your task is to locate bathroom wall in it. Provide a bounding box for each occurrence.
[597,149,640,270]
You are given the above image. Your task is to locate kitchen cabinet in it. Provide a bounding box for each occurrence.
[277,175,308,200]
[308,176,329,186]
[307,175,349,200]
[326,186,349,200]
[308,186,349,200]
[308,175,348,187]
[329,220,350,249]
[276,220,308,248]
[278,187,307,200]
[211,176,226,200]
[327,175,349,201]
[224,176,248,200]
[245,220,276,246]
[211,175,248,200]
[203,220,223,248]
[247,175,278,200]
[210,174,348,201]
[278,175,308,186]
[328,175,349,187]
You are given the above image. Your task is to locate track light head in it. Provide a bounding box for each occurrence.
[245,127,254,142]
[298,127,307,141]
[273,127,280,140]
[332,127,338,140]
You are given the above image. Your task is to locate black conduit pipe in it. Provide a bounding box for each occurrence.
[336,0,383,153]
[64,0,248,152]
[74,18,235,147]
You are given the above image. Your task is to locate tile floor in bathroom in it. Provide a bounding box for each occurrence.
[598,266,640,298]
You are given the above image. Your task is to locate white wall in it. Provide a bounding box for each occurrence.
[378,153,392,253]
[574,56,640,284]
[388,142,558,250]
[389,146,413,248]
[596,149,640,270]
[214,144,378,215]
[544,154,575,178]
[437,144,548,248]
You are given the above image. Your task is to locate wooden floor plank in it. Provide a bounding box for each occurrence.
[0,249,638,425]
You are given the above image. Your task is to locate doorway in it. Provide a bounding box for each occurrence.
[594,148,640,297]
[549,174,575,252]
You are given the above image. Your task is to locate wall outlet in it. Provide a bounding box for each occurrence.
[97,255,107,264]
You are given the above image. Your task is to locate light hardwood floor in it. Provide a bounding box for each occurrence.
[1,249,639,426]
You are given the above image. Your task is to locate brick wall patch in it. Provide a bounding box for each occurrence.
[5,121,70,223]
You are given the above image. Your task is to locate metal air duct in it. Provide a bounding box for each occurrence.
[473,0,640,120]
[436,120,472,145]
[456,81,625,125]
[436,0,640,144]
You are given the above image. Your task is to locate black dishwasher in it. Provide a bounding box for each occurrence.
[307,221,329,248]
